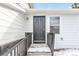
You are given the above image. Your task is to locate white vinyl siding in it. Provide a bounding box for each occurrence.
[0,6,26,45]
[54,15,79,49]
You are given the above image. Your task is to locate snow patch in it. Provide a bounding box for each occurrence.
[54,48,79,56]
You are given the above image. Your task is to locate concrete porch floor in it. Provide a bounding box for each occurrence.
[27,44,51,56]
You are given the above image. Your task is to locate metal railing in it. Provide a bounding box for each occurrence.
[0,33,32,56]
[47,33,55,56]
[25,33,32,49]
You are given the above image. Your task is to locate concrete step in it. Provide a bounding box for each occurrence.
[28,52,51,56]
[27,44,51,56]
[33,40,45,43]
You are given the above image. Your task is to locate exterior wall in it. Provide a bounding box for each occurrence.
[59,15,78,48]
[29,14,79,48]
[77,16,79,45]
[0,5,27,45]
[25,15,33,32]
[50,15,78,49]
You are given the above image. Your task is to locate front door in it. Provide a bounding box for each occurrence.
[33,16,45,43]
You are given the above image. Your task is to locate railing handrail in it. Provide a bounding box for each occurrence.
[1,38,25,56]
[1,34,31,56]
[1,35,29,56]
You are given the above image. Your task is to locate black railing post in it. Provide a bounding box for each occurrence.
[25,32,32,49]
[24,37,27,56]
[0,47,1,55]
[47,33,55,56]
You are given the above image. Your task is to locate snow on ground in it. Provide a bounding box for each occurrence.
[54,48,79,56]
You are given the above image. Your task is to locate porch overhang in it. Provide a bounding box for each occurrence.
[27,9,79,15]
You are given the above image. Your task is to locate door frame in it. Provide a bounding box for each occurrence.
[33,16,46,43]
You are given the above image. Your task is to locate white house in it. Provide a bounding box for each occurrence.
[27,9,79,49]
[0,3,79,56]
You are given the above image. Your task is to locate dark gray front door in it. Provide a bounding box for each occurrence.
[33,16,45,43]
